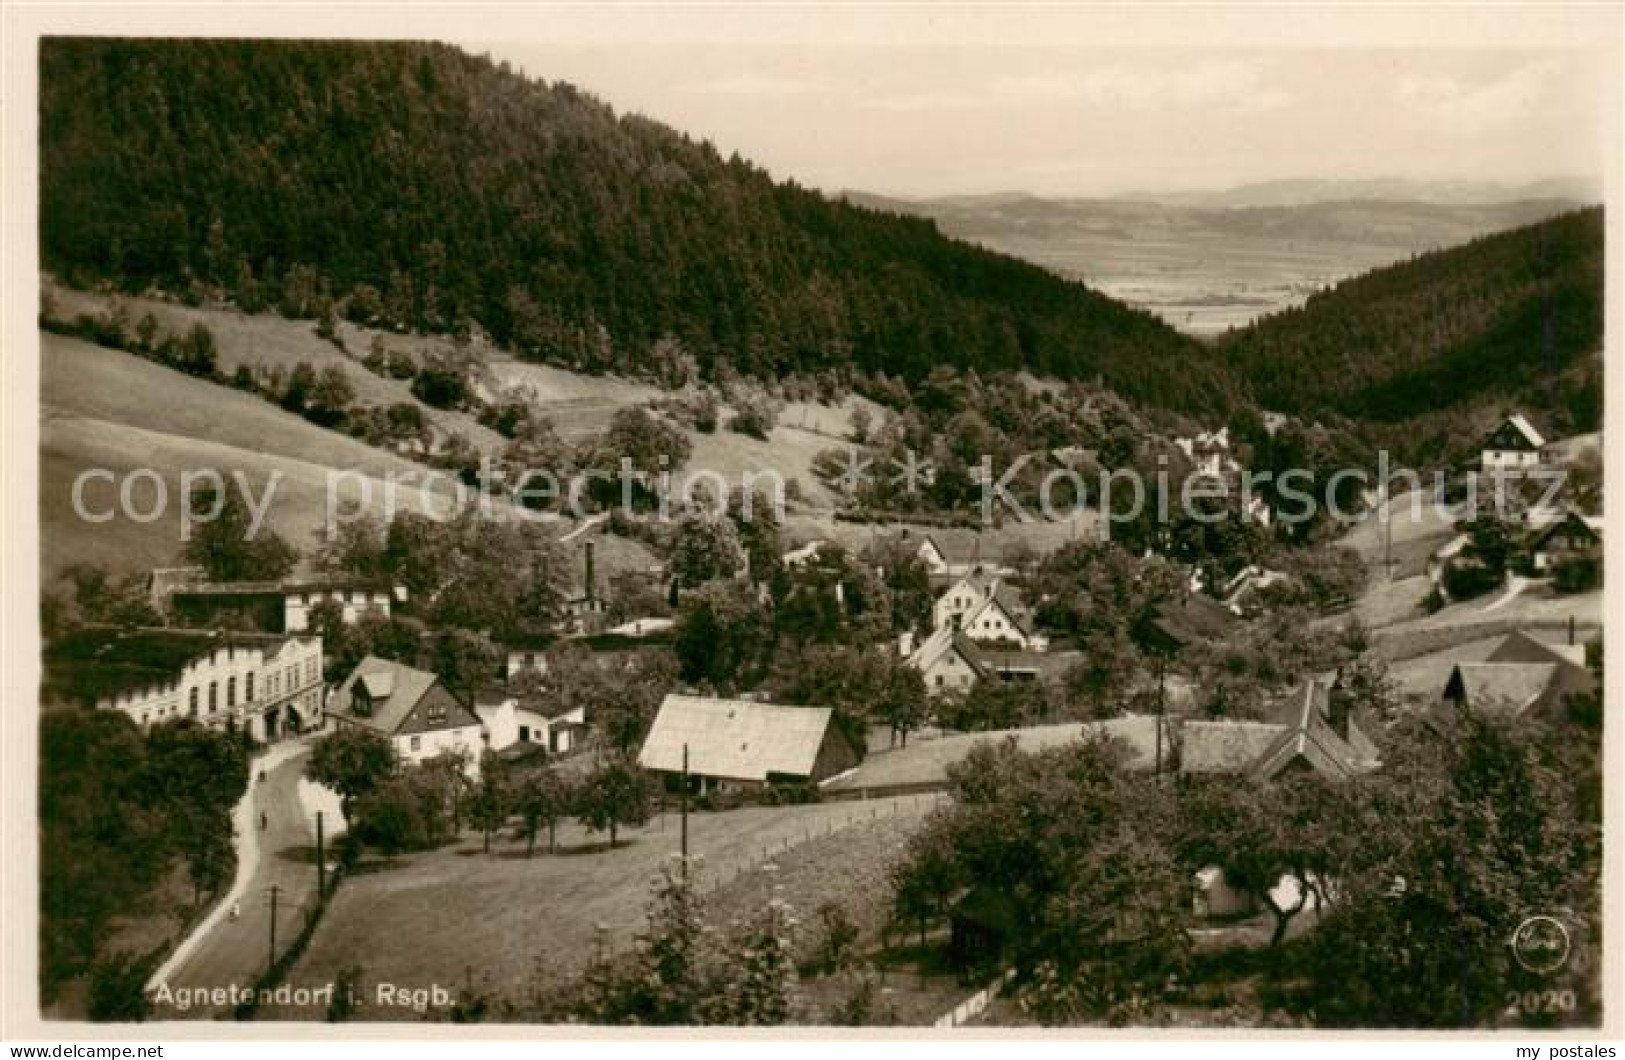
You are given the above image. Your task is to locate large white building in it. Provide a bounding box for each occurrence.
[44,627,324,742]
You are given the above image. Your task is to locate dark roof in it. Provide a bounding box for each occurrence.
[171,576,396,598]
[1141,593,1239,652]
[1528,510,1600,551]
[1178,677,1379,781]
[43,626,291,706]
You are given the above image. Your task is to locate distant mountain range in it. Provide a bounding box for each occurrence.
[851,177,1599,211]
[1109,177,1600,209]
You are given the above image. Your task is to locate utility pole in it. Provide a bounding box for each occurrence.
[265,884,280,973]
[1383,481,1393,580]
[1154,655,1167,778]
[315,811,325,901]
[680,743,690,877]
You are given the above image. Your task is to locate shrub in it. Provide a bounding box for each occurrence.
[729,406,775,441]
[1551,553,1601,594]
[1442,559,1501,602]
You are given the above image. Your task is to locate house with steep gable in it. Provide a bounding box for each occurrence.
[328,656,485,771]
[1480,413,1548,473]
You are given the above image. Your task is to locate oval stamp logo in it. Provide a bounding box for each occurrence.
[1510,915,1571,974]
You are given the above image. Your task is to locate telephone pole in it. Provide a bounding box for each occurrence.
[265,884,280,973]
[680,743,690,877]
[315,811,325,901]
[1154,655,1167,778]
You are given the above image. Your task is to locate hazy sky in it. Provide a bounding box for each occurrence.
[460,8,1615,199]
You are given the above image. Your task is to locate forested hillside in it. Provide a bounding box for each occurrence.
[1218,208,1604,428]
[39,38,1233,416]
[38,41,1605,434]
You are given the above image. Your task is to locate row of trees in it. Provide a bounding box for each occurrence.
[306,726,658,857]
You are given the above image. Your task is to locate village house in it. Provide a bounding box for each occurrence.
[43,626,324,741]
[1178,675,1380,782]
[1479,413,1548,474]
[906,625,989,696]
[1174,427,1241,480]
[153,567,405,634]
[500,632,554,682]
[913,530,1016,579]
[1136,592,1241,656]
[1438,632,1598,724]
[473,687,587,755]
[1527,509,1602,573]
[328,656,485,772]
[638,693,860,793]
[1172,428,1272,526]
[1221,565,1291,614]
[930,573,1047,650]
[1178,675,1379,919]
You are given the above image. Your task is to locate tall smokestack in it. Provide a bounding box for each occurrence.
[584,540,596,603]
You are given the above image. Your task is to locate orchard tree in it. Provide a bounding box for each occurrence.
[576,758,654,849]
[514,764,574,856]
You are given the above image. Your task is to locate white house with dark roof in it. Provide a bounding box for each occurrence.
[473,687,586,755]
[1480,413,1548,473]
[328,656,485,771]
[1527,509,1602,573]
[638,694,859,792]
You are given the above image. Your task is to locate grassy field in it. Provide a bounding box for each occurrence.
[45,283,508,455]
[266,794,940,1019]
[40,333,493,580]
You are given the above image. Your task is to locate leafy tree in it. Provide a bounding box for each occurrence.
[1291,714,1600,1027]
[514,764,573,856]
[309,365,356,422]
[668,514,744,589]
[86,950,156,1022]
[308,727,396,824]
[575,757,654,848]
[180,484,298,583]
[672,581,772,690]
[468,753,511,854]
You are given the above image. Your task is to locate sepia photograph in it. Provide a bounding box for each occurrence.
[2,1,1619,1044]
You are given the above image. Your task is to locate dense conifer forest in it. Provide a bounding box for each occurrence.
[40,39,1603,433]
[39,38,1233,415]
[1219,208,1603,429]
